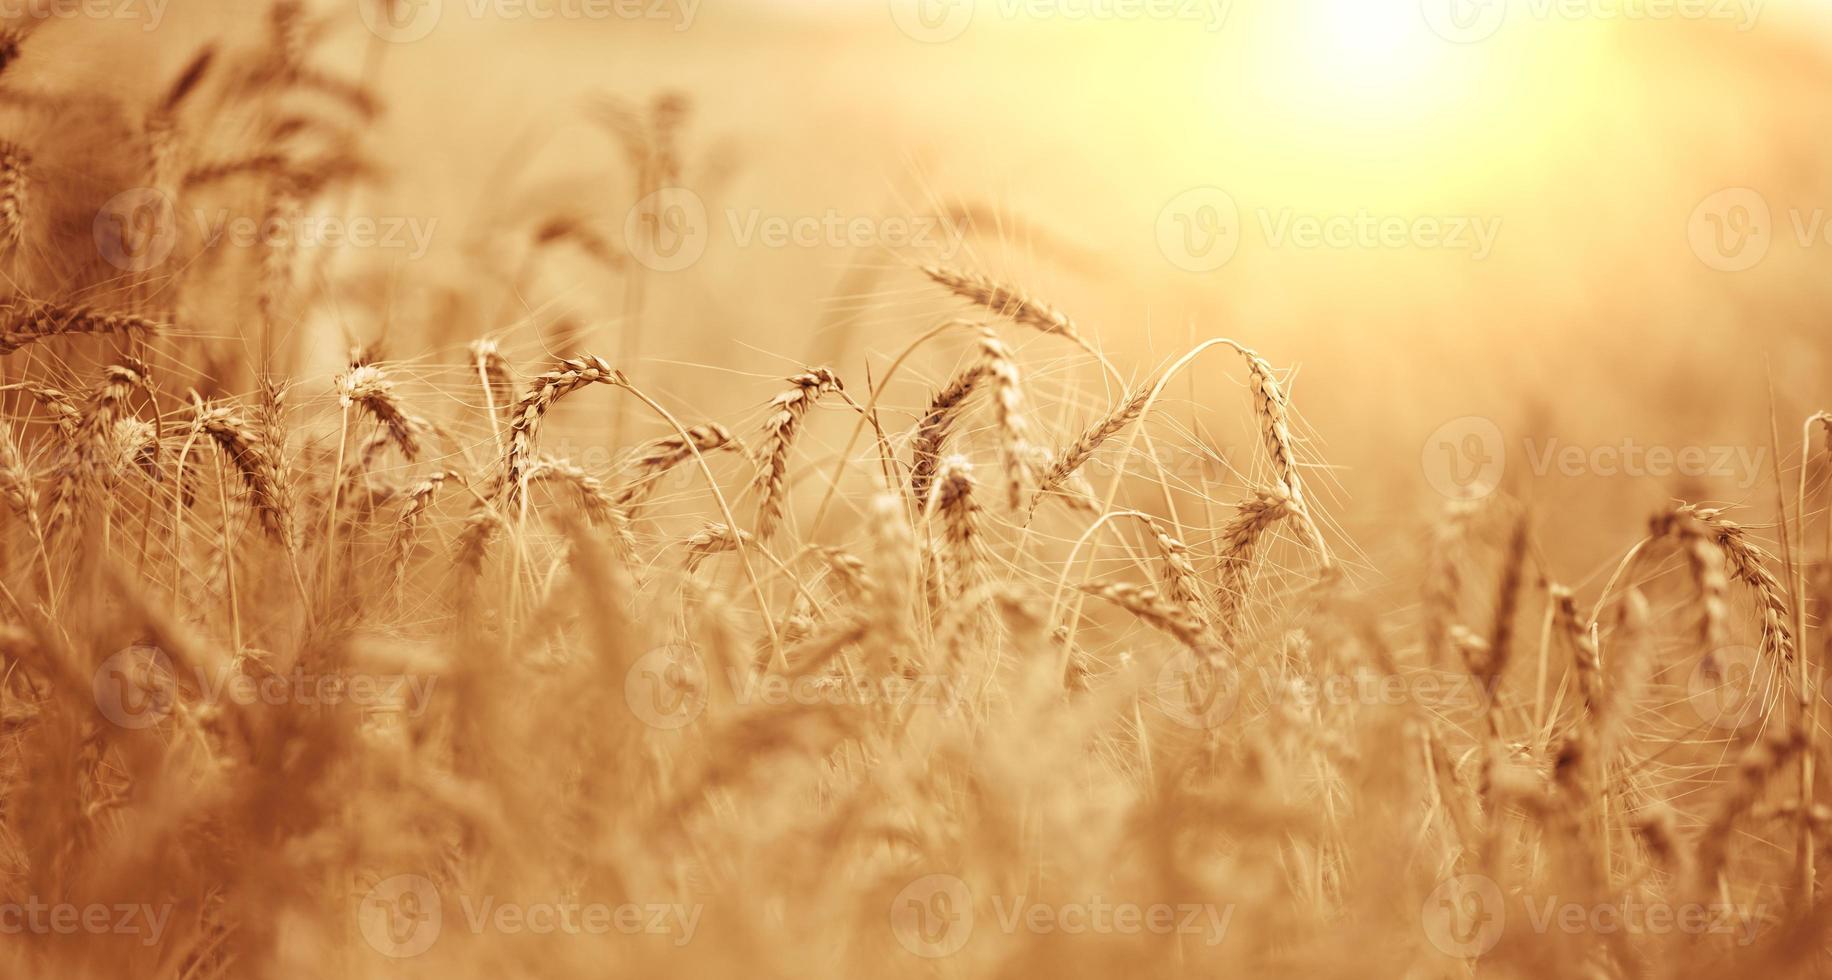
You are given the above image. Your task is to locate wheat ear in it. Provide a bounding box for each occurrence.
[1213,487,1294,648]
[190,396,294,546]
[0,302,161,355]
[337,363,427,461]
[0,140,27,251]
[1030,384,1153,515]
[501,354,624,510]
[754,367,842,540]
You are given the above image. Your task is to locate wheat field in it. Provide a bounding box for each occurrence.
[1,1,1831,977]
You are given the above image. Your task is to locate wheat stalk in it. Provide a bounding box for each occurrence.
[0,302,160,355]
[921,264,1087,350]
[908,364,984,504]
[0,140,28,251]
[190,396,293,546]
[1078,581,1210,651]
[1652,503,1794,668]
[501,354,625,511]
[925,454,981,600]
[754,367,842,540]
[1213,487,1294,649]
[976,328,1028,510]
[615,422,739,513]
[1030,384,1152,515]
[337,363,427,461]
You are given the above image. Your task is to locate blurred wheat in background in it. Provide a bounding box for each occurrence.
[1,0,1831,976]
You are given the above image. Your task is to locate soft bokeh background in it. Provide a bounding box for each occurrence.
[55,0,1832,579]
